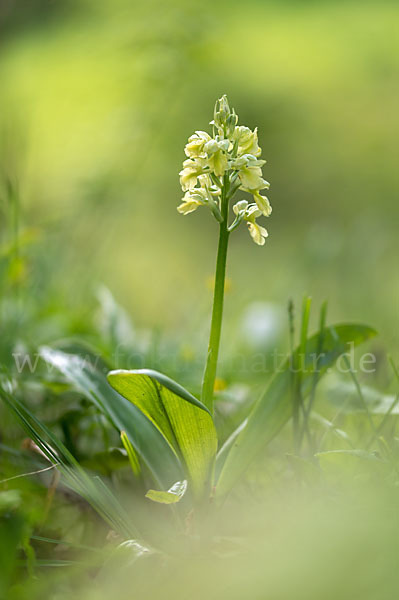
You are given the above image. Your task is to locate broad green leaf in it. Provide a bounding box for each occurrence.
[40,347,183,489]
[107,369,217,499]
[126,369,211,414]
[145,480,187,504]
[216,323,377,498]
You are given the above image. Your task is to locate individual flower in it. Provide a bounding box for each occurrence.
[184,131,212,158]
[203,139,229,177]
[177,189,208,215]
[237,156,268,192]
[233,126,261,157]
[252,190,272,217]
[179,158,205,191]
[232,200,269,246]
[178,174,222,218]
[232,199,249,217]
[247,219,268,246]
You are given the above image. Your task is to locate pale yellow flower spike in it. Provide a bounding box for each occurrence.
[178,95,272,246]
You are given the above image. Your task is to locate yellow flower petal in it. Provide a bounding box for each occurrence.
[233,200,248,216]
[177,199,201,215]
[238,166,265,190]
[253,192,272,217]
[247,222,268,245]
[184,131,211,158]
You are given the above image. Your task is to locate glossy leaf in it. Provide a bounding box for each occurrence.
[40,347,183,489]
[127,369,211,414]
[145,480,187,504]
[107,369,217,499]
[216,323,377,498]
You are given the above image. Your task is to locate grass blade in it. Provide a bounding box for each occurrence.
[216,323,377,498]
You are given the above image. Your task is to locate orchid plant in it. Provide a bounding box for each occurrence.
[178,95,272,415]
[0,96,375,544]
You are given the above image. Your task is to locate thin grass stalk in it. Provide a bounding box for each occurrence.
[293,296,312,453]
[299,301,328,452]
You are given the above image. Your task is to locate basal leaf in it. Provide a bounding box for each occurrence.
[107,370,217,499]
[216,323,377,498]
[131,369,210,414]
[40,347,183,489]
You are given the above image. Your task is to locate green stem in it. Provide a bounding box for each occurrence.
[201,176,230,414]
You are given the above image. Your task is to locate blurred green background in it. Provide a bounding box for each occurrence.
[1,0,398,352]
[1,4,399,597]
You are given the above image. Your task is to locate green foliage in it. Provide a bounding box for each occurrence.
[120,431,141,477]
[0,3,398,598]
[107,370,217,499]
[40,347,183,489]
[0,382,138,539]
[0,490,28,598]
[216,323,377,497]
